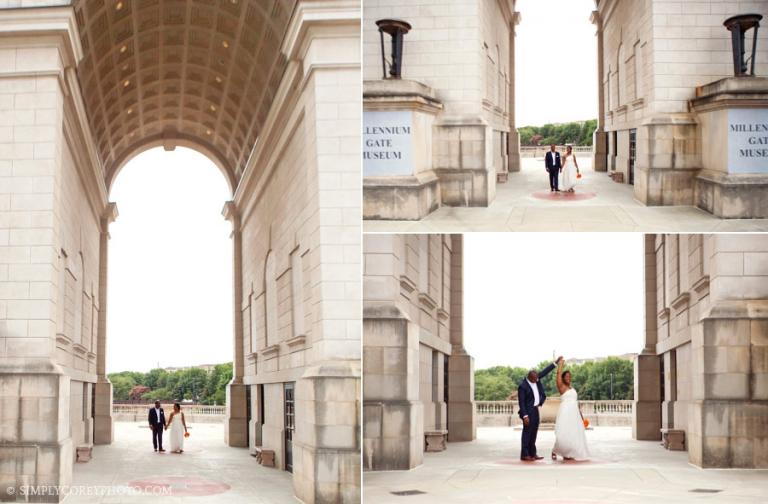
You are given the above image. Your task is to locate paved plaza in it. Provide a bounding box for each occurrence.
[363,158,768,233]
[363,427,768,503]
[67,422,295,504]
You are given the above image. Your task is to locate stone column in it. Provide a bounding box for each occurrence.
[94,203,118,445]
[686,235,768,468]
[283,2,361,501]
[222,201,247,448]
[363,235,423,471]
[0,7,84,500]
[506,11,521,174]
[447,235,476,442]
[591,10,608,172]
[634,235,662,440]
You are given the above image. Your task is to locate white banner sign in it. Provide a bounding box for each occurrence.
[728,108,768,173]
[363,110,413,176]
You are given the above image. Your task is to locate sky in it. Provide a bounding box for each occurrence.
[463,233,644,371]
[107,148,234,373]
[515,0,598,126]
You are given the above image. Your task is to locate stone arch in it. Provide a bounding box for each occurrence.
[106,136,237,196]
[72,0,298,189]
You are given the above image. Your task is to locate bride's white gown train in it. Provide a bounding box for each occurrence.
[552,388,589,460]
[169,413,184,452]
[559,155,578,191]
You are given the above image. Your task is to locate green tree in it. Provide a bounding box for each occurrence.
[475,357,634,401]
[516,119,598,147]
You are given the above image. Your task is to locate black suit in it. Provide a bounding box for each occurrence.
[517,362,556,459]
[545,151,562,191]
[148,407,166,450]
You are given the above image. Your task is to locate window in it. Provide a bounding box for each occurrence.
[634,41,644,100]
[290,248,304,338]
[264,252,277,346]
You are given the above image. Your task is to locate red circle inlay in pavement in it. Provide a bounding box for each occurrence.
[532,191,597,201]
[128,476,230,497]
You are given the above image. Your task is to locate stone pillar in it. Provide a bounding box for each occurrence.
[506,11,521,175]
[634,235,662,440]
[686,235,768,468]
[447,235,476,442]
[591,10,608,172]
[222,201,247,448]
[284,2,361,501]
[94,204,118,445]
[633,116,699,206]
[362,235,423,471]
[689,77,768,218]
[363,80,443,220]
[0,7,83,500]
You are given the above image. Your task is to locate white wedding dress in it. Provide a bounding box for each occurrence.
[552,388,589,460]
[559,155,579,191]
[168,413,185,452]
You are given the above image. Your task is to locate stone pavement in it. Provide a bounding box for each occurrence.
[363,158,768,232]
[363,427,768,503]
[67,422,295,504]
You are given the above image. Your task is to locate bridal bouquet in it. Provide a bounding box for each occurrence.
[576,171,582,179]
[583,419,589,428]
[184,432,190,438]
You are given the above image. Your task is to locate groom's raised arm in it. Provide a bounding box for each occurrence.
[537,361,557,380]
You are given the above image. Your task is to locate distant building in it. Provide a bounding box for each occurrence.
[566,353,637,366]
[162,364,219,374]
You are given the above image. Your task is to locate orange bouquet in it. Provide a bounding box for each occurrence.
[576,172,582,179]
[583,419,589,428]
[184,432,190,438]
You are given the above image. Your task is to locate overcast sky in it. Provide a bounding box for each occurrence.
[515,0,598,126]
[107,148,233,373]
[463,233,644,370]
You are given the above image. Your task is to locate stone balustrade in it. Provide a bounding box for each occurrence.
[520,146,594,158]
[112,403,226,423]
[476,400,633,427]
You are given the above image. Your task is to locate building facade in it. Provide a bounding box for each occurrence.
[597,0,768,216]
[0,1,361,502]
[362,0,517,219]
[635,234,768,468]
[363,0,768,220]
[362,234,475,470]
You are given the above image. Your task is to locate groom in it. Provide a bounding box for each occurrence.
[148,400,166,452]
[518,356,562,461]
[544,144,561,192]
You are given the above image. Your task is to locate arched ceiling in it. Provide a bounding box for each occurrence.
[72,0,297,188]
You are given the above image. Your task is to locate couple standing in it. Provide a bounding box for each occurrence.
[518,357,589,461]
[544,144,580,193]
[148,400,189,454]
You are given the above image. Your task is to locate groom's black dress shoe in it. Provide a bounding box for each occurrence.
[158,448,165,452]
[533,455,544,460]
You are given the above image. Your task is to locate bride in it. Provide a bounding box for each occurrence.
[551,359,589,461]
[559,145,580,193]
[165,403,188,453]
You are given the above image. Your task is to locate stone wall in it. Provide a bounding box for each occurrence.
[1,2,362,503]
[598,0,768,206]
[363,234,475,471]
[636,234,768,468]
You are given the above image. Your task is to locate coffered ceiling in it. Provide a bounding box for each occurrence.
[72,0,297,188]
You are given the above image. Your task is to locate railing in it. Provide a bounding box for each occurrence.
[520,146,594,158]
[580,400,633,415]
[113,404,226,416]
[476,400,633,416]
[476,401,516,415]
